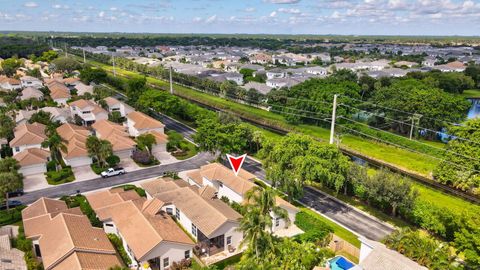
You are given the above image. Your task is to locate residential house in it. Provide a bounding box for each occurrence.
[92,120,136,159]
[126,111,165,137]
[141,178,244,257]
[433,61,467,72]
[104,97,134,117]
[20,87,44,101]
[266,77,306,89]
[14,110,36,125]
[393,61,417,68]
[0,228,27,270]
[73,82,94,96]
[305,66,328,76]
[272,55,296,66]
[241,81,272,95]
[353,237,427,270]
[266,68,287,80]
[47,81,70,105]
[22,198,123,270]
[56,123,92,167]
[126,111,168,154]
[38,107,70,124]
[13,148,50,176]
[422,57,437,67]
[86,188,195,270]
[69,99,108,126]
[186,163,299,234]
[9,123,47,155]
[249,53,272,65]
[20,76,43,88]
[224,73,244,85]
[0,76,21,91]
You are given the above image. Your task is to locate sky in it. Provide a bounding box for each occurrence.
[0,0,479,36]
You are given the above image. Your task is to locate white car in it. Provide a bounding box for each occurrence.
[101,167,126,178]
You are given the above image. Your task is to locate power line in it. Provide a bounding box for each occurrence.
[337,94,466,127]
[338,116,480,163]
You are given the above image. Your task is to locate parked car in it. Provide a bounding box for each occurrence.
[0,200,23,210]
[101,167,126,178]
[7,189,24,198]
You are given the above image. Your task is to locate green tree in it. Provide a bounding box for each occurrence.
[434,118,480,194]
[80,66,108,84]
[1,57,23,76]
[0,114,15,140]
[37,50,58,62]
[262,134,350,200]
[0,158,23,207]
[136,133,156,156]
[127,76,147,103]
[29,111,55,126]
[86,136,113,167]
[51,57,81,73]
[41,130,67,170]
[26,68,42,78]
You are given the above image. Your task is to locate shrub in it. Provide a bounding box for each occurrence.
[90,163,107,175]
[132,150,158,166]
[12,225,43,270]
[46,160,56,171]
[0,206,25,226]
[106,155,120,167]
[45,166,74,184]
[115,185,146,198]
[294,211,333,244]
[108,234,132,266]
[60,195,102,227]
[170,259,192,270]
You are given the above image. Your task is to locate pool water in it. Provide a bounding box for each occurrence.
[328,256,355,270]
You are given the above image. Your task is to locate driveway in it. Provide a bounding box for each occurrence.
[72,165,98,182]
[154,151,178,165]
[119,158,141,172]
[23,174,49,192]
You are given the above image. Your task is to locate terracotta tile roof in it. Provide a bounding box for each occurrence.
[69,99,94,109]
[47,81,70,99]
[23,212,121,270]
[275,196,299,212]
[146,130,168,144]
[104,97,121,107]
[445,61,465,68]
[86,189,140,214]
[21,197,81,221]
[62,77,80,85]
[91,120,136,152]
[10,123,47,147]
[14,148,50,167]
[20,87,44,100]
[56,123,90,159]
[87,189,194,261]
[127,111,165,130]
[187,163,256,196]
[0,76,21,85]
[152,181,242,238]
[141,178,184,196]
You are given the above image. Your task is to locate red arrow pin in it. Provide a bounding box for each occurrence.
[226,154,247,176]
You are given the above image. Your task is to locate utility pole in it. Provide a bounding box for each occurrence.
[329,94,338,145]
[112,53,117,77]
[169,66,173,94]
[64,43,68,57]
[409,114,422,140]
[83,48,86,63]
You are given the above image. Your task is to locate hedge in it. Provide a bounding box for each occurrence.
[294,211,333,244]
[60,195,102,227]
[45,166,75,185]
[108,233,132,266]
[0,206,25,226]
[12,225,43,270]
[114,185,146,198]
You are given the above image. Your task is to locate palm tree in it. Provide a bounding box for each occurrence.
[136,133,156,156]
[86,136,113,167]
[98,139,113,167]
[238,186,289,258]
[41,131,67,171]
[0,158,23,210]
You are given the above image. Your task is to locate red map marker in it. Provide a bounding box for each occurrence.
[226,154,247,176]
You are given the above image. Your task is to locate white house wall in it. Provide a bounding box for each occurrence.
[19,163,47,176]
[64,156,92,167]
[217,185,243,204]
[12,144,43,155]
[141,242,193,270]
[209,221,242,250]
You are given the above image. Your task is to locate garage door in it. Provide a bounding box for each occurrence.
[67,157,92,167]
[20,164,47,176]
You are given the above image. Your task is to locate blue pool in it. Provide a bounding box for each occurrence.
[328,256,355,270]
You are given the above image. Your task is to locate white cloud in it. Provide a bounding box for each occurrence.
[192,17,203,22]
[265,0,301,4]
[23,2,38,8]
[98,11,105,18]
[205,15,217,23]
[270,11,277,17]
[110,7,118,11]
[278,8,300,14]
[244,7,256,12]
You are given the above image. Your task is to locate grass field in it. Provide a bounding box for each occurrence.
[460,89,480,98]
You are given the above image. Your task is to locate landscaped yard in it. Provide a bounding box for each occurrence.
[460,89,480,98]
[171,139,198,160]
[112,184,147,197]
[45,166,75,185]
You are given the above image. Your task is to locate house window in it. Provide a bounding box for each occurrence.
[226,236,232,245]
[163,257,169,268]
[218,182,223,188]
[184,250,190,259]
[166,207,173,215]
[191,224,197,237]
[15,147,20,152]
[105,224,114,227]
[175,208,180,220]
[275,218,280,227]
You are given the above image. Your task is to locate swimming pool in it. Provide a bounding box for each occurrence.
[328,256,355,270]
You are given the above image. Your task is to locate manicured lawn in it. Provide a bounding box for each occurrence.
[112,184,147,197]
[297,206,361,248]
[214,253,242,269]
[171,139,198,160]
[460,89,480,98]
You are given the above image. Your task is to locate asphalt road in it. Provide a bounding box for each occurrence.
[17,151,213,204]
[15,109,393,241]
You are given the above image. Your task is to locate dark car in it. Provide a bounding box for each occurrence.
[7,189,24,198]
[0,200,23,210]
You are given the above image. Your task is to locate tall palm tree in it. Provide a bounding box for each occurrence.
[86,136,113,167]
[245,186,290,232]
[136,133,156,156]
[41,131,67,171]
[98,139,113,167]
